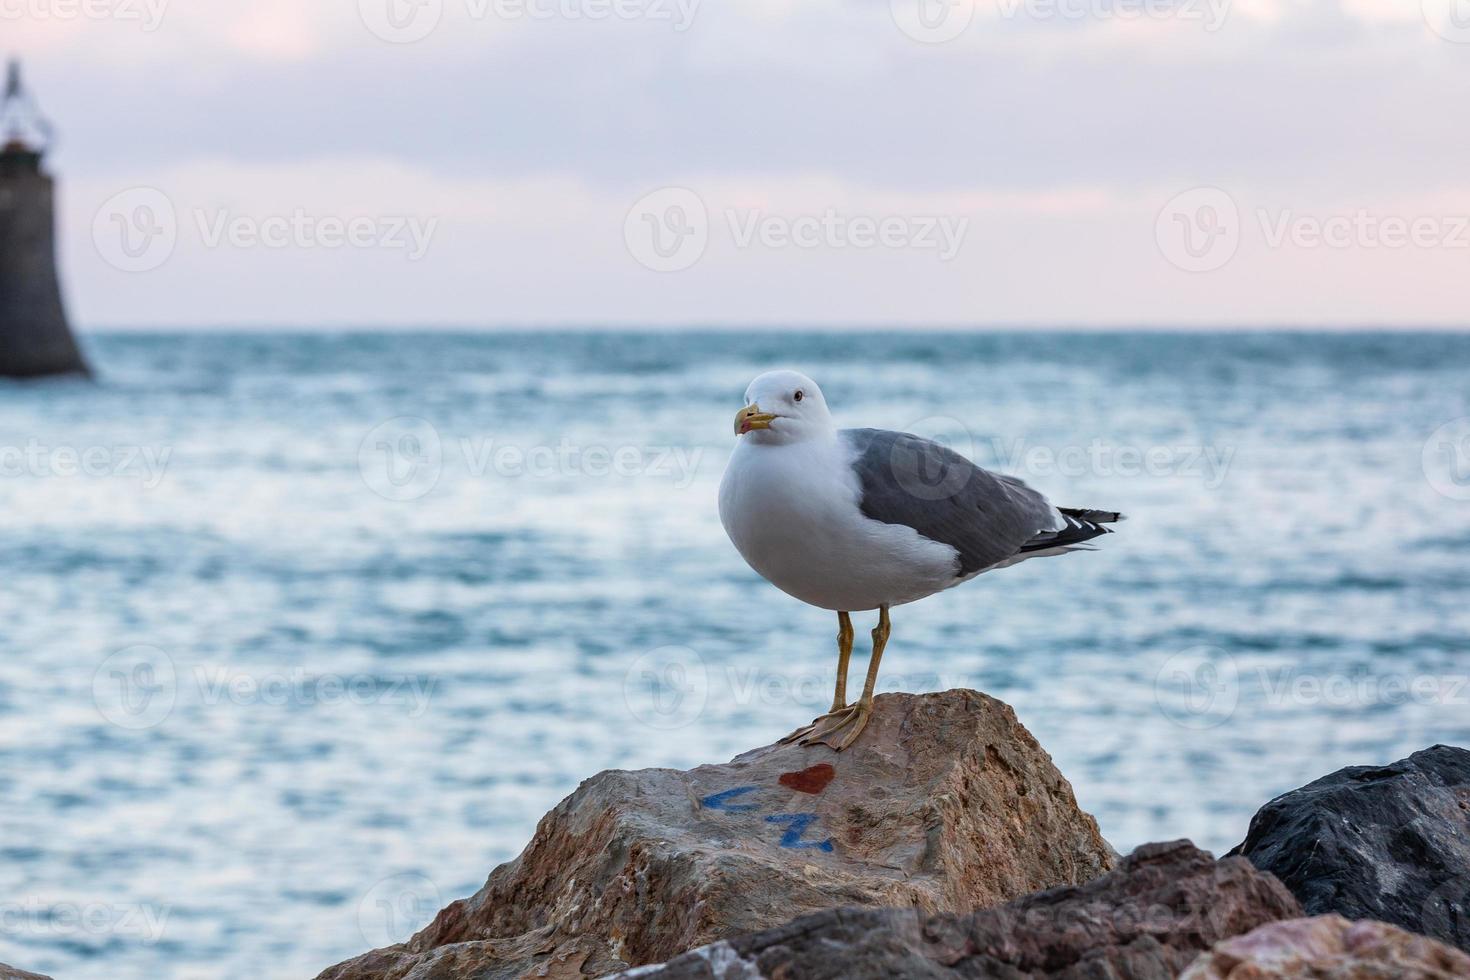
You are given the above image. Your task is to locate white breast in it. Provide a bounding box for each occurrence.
[717,435,962,612]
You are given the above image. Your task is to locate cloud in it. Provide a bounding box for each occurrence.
[11,0,1470,326]
[55,153,1470,327]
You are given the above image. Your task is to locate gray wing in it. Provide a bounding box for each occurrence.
[844,428,1063,577]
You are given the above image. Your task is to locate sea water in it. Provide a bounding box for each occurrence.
[2,330,1468,978]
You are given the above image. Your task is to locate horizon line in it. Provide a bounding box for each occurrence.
[76,322,1470,335]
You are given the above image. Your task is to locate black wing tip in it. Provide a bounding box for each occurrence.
[1017,507,1123,554]
[1058,506,1125,525]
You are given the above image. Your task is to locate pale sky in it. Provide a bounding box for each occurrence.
[8,0,1470,328]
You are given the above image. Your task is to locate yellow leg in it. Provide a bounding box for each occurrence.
[858,606,890,707]
[798,605,890,752]
[831,611,854,712]
[779,611,855,745]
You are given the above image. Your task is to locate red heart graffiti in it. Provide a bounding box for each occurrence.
[778,763,836,795]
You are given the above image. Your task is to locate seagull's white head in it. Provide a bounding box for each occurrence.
[733,370,835,444]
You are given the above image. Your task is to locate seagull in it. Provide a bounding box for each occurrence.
[718,370,1122,750]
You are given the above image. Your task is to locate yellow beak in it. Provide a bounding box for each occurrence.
[734,404,776,435]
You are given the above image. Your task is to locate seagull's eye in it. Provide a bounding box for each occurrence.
[794,390,804,402]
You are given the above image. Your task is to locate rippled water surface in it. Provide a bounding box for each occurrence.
[3,330,1469,979]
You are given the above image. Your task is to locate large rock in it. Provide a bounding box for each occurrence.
[0,964,53,980]
[318,690,1115,979]
[617,840,1302,979]
[1181,914,1470,979]
[1230,744,1470,953]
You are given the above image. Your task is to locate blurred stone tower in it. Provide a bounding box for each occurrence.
[0,59,87,377]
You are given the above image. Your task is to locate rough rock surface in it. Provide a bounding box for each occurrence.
[1181,914,1470,979]
[318,690,1114,979]
[1230,744,1470,953]
[0,964,53,980]
[616,840,1302,979]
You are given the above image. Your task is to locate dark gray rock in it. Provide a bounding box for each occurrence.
[616,840,1303,980]
[1229,744,1470,953]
